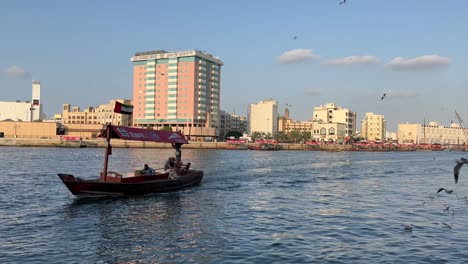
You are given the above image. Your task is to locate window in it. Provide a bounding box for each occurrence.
[320,128,326,135]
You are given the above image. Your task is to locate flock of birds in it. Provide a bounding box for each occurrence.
[404,158,468,232]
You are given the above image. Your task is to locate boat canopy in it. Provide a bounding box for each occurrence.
[98,125,189,144]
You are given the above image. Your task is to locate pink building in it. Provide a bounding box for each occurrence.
[131,50,223,140]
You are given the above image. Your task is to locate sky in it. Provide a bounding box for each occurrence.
[1,0,467,131]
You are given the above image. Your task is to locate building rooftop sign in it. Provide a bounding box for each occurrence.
[131,50,223,65]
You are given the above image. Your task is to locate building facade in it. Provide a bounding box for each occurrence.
[219,110,248,139]
[61,99,132,126]
[131,50,223,141]
[361,112,386,141]
[278,108,313,134]
[398,121,468,145]
[0,80,44,121]
[249,99,278,135]
[312,103,356,137]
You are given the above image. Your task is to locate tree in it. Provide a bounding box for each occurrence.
[225,131,243,139]
[290,130,301,143]
[161,126,172,131]
[250,131,263,141]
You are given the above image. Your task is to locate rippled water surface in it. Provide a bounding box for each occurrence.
[1,147,468,263]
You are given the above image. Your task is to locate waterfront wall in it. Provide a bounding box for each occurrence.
[0,138,353,151]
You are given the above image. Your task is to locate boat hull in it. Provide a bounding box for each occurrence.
[58,170,203,196]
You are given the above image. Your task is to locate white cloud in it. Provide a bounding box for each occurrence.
[304,88,321,96]
[0,65,31,79]
[386,54,450,70]
[322,55,379,66]
[277,49,320,64]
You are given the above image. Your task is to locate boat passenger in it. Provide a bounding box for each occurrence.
[142,164,155,175]
[164,157,175,172]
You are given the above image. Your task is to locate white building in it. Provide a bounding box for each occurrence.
[249,99,278,135]
[0,80,44,121]
[312,103,357,139]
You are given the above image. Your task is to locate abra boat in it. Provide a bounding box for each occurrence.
[248,139,280,151]
[58,125,203,196]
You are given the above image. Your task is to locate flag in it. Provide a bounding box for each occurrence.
[114,101,133,115]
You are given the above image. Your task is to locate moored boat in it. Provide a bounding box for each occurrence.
[58,125,203,196]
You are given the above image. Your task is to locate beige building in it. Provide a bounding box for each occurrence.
[0,121,58,138]
[361,112,386,141]
[278,108,313,134]
[398,121,468,145]
[249,99,278,135]
[61,99,132,126]
[312,103,356,137]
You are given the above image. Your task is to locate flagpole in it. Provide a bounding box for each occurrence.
[112,101,117,125]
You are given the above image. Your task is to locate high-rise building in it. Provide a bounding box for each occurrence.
[249,99,278,135]
[361,112,386,141]
[131,50,223,141]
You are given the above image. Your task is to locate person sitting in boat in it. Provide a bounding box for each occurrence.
[164,157,181,179]
[164,157,175,172]
[142,164,155,175]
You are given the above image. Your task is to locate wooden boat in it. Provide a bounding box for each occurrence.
[58,125,203,196]
[248,139,280,151]
[225,139,249,150]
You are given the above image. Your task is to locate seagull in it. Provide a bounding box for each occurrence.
[441,222,452,229]
[437,188,460,199]
[381,93,387,100]
[454,158,468,183]
[403,223,414,232]
[339,0,346,5]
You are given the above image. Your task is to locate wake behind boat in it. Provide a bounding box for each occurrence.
[58,125,203,196]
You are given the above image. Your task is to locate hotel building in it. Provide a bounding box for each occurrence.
[131,50,223,141]
[361,112,386,141]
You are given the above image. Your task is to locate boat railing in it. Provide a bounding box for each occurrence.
[100,171,123,182]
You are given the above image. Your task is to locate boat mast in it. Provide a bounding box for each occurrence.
[102,124,112,181]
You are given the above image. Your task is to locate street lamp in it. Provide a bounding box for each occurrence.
[12,124,20,138]
[266,118,270,139]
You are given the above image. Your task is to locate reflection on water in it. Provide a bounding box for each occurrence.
[2,147,468,263]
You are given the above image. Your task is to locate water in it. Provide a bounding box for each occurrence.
[1,147,468,263]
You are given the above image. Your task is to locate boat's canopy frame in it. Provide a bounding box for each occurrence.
[98,125,188,181]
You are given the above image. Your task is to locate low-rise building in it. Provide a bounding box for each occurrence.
[398,121,468,145]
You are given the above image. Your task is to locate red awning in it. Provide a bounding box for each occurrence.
[99,125,189,144]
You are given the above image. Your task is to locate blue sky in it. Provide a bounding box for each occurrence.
[1,0,467,131]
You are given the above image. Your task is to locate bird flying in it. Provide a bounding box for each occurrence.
[437,188,460,199]
[454,158,468,183]
[339,0,346,5]
[381,93,387,100]
[293,36,297,40]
